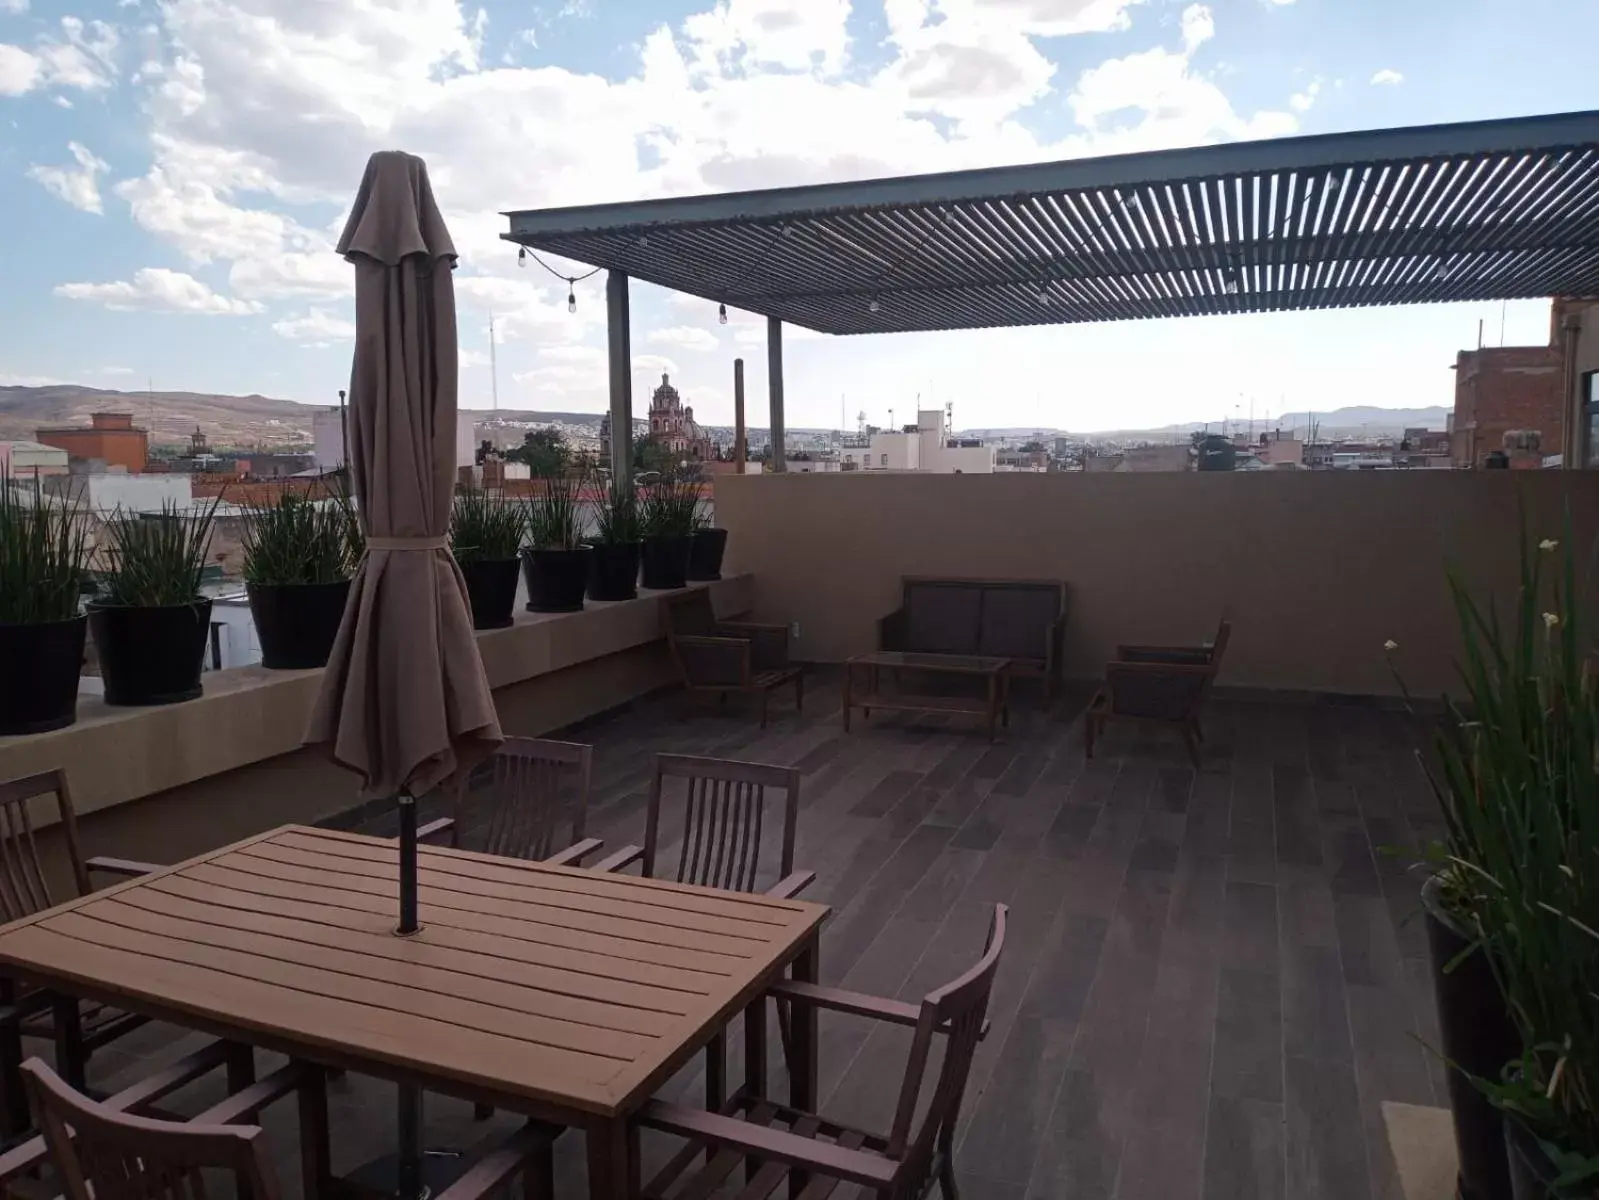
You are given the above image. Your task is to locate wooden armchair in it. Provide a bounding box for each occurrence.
[662,590,802,728]
[638,905,1007,1200]
[594,754,813,1104]
[428,737,601,866]
[1086,620,1232,766]
[0,769,166,1136]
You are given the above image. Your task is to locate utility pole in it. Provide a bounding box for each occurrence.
[489,313,499,412]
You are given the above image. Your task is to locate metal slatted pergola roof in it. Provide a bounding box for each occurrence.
[504,110,1599,336]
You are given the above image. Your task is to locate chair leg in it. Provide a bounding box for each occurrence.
[939,1155,961,1200]
[776,1000,794,1071]
[794,672,804,714]
[1183,722,1202,768]
[524,1137,554,1200]
[760,689,770,729]
[298,1065,332,1200]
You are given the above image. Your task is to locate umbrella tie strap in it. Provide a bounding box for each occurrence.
[367,536,447,551]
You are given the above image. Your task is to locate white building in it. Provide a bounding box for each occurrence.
[314,407,477,472]
[46,472,196,514]
[840,409,996,474]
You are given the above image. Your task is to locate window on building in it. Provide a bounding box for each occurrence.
[880,453,888,466]
[1585,372,1599,468]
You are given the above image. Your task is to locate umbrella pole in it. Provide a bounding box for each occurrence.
[398,1082,424,1200]
[397,789,419,935]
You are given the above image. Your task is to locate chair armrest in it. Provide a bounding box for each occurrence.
[764,870,816,900]
[191,1062,306,1126]
[877,607,907,651]
[1106,660,1212,676]
[543,837,605,867]
[435,1123,560,1200]
[717,620,787,636]
[1116,644,1210,665]
[767,980,990,1038]
[674,635,752,687]
[639,1101,896,1189]
[590,844,644,873]
[416,816,455,845]
[86,856,164,879]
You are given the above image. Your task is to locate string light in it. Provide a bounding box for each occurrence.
[518,247,527,268]
[513,245,601,315]
[868,298,881,314]
[718,302,728,325]
[567,281,577,313]
[1037,282,1051,305]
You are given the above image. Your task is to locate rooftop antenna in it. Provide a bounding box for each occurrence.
[888,407,895,430]
[1500,299,1508,347]
[489,312,499,412]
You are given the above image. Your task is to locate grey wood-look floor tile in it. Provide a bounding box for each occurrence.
[1203,1096,1286,1200]
[1285,1054,1374,1200]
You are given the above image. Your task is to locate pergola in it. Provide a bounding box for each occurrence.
[503,109,1599,480]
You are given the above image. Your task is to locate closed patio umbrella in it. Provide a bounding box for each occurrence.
[307,149,503,1200]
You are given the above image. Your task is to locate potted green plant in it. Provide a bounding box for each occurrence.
[584,475,639,602]
[1400,523,1599,1199]
[88,497,221,705]
[450,487,525,629]
[523,471,586,613]
[639,475,698,590]
[686,499,727,582]
[0,473,92,734]
[241,487,362,668]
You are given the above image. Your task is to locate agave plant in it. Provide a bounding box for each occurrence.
[241,487,362,586]
[0,472,91,625]
[589,473,639,545]
[450,487,526,564]
[526,472,584,551]
[1407,515,1599,1189]
[639,475,700,538]
[95,496,222,608]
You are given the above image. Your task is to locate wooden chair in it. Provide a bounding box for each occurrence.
[595,754,813,1105]
[0,770,165,1135]
[662,590,802,728]
[638,905,1007,1200]
[1086,619,1232,766]
[437,737,601,866]
[0,1043,328,1200]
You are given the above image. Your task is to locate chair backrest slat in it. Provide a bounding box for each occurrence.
[0,770,91,922]
[646,754,799,894]
[884,905,1008,1200]
[460,738,592,862]
[21,1059,280,1200]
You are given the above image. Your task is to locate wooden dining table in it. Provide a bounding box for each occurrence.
[0,824,829,1199]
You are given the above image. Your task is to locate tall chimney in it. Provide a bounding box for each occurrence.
[733,358,746,474]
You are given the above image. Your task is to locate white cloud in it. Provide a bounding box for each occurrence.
[538,344,607,368]
[33,17,119,91]
[98,366,137,376]
[0,0,29,15]
[26,142,111,213]
[0,44,39,94]
[632,354,679,379]
[229,250,352,300]
[271,308,355,345]
[0,372,69,387]
[682,0,852,75]
[55,268,262,316]
[1371,68,1404,86]
[1289,79,1321,113]
[647,326,720,352]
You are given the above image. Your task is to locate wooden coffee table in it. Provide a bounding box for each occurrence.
[842,650,1011,742]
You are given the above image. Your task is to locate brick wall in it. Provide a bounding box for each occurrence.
[1451,344,1563,467]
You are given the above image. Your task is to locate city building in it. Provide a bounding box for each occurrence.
[646,374,714,461]
[1084,443,1193,472]
[313,407,475,472]
[0,440,69,480]
[839,409,996,473]
[1451,344,1563,468]
[34,412,148,473]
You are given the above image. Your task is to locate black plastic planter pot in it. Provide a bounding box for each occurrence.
[1424,874,1519,1200]
[640,534,691,591]
[0,616,87,735]
[523,548,587,613]
[687,528,728,582]
[89,599,212,706]
[585,541,639,602]
[247,579,350,669]
[458,558,520,630]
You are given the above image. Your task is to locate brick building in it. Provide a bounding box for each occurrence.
[1451,345,1563,468]
[34,412,149,473]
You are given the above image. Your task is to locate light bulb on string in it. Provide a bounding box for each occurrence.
[1037,283,1051,305]
[567,280,577,314]
[517,247,527,268]
[718,302,728,325]
[868,298,881,314]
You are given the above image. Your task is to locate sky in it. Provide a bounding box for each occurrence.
[0,0,1591,434]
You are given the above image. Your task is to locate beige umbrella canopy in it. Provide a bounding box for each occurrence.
[307,150,502,809]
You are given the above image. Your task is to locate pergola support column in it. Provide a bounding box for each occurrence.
[767,316,786,472]
[606,270,633,488]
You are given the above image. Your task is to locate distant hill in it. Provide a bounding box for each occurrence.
[0,385,1451,451]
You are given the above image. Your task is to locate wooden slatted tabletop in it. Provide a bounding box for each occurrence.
[0,825,828,1119]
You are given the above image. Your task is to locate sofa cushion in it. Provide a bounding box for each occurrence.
[977,585,1061,661]
[904,583,983,654]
